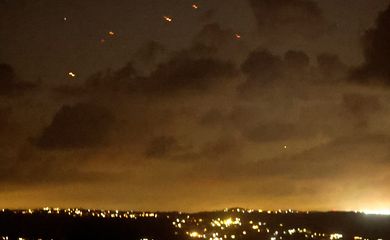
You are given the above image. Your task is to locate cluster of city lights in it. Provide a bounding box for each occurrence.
[168,208,383,240]
[8,207,158,220]
[362,209,390,216]
[173,213,337,240]
[1,208,388,240]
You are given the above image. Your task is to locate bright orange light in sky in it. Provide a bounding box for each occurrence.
[163,16,173,22]
[68,72,76,78]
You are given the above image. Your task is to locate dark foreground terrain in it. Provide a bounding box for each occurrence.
[0,208,389,240]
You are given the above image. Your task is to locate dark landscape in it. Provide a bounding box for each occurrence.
[0,208,389,240]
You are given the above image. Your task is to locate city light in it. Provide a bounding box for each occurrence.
[0,207,388,240]
[363,209,390,215]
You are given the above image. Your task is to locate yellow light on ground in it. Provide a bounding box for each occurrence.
[189,231,199,238]
[363,209,390,215]
[224,218,232,226]
[330,233,343,240]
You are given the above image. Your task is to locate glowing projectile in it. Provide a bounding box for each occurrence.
[68,72,76,78]
[163,16,173,22]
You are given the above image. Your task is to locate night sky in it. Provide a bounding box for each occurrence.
[1,0,390,212]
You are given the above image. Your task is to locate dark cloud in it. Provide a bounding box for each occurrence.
[317,53,347,80]
[342,93,382,128]
[243,122,298,143]
[343,93,382,116]
[238,48,351,98]
[247,0,329,39]
[133,41,167,73]
[352,4,390,84]
[199,106,259,132]
[198,9,216,23]
[189,23,249,63]
[238,48,315,97]
[201,136,242,161]
[57,52,237,97]
[284,50,310,71]
[54,23,242,100]
[199,109,227,127]
[35,103,114,150]
[84,62,139,92]
[0,107,10,133]
[0,145,114,189]
[239,49,283,93]
[135,41,166,64]
[194,23,234,47]
[145,136,179,159]
[241,49,283,80]
[238,133,390,181]
[0,63,36,96]
[146,55,237,95]
[144,135,204,162]
[192,23,245,59]
[228,106,260,128]
[54,62,140,97]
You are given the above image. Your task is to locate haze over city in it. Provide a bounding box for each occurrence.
[1,0,390,214]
